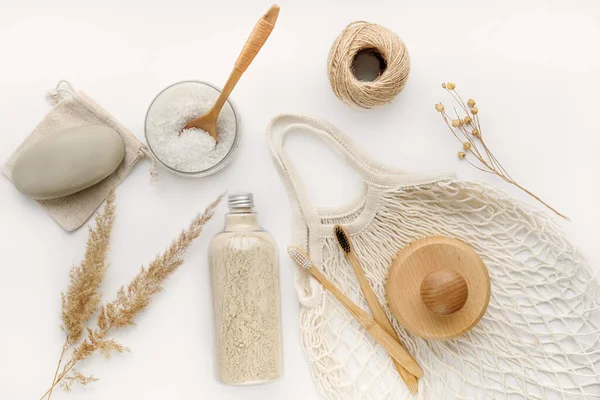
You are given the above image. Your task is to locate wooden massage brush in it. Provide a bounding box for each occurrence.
[333,225,420,393]
[386,236,491,340]
[287,246,424,379]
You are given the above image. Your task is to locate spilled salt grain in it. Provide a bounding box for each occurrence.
[145,81,237,173]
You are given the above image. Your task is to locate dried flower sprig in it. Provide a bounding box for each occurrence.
[435,82,567,220]
[41,192,224,399]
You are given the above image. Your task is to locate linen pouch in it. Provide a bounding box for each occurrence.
[2,80,156,232]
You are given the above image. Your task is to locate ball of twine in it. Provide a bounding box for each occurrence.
[327,21,410,109]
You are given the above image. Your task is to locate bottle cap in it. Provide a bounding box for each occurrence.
[228,193,254,210]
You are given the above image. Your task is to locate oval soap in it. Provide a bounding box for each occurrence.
[12,125,125,200]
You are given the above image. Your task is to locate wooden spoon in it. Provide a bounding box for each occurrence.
[182,5,280,141]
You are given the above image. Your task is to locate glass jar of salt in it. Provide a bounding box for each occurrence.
[145,81,240,177]
[208,193,283,385]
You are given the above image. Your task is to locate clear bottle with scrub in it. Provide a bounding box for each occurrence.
[208,193,283,385]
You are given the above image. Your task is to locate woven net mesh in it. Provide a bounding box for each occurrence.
[299,179,600,399]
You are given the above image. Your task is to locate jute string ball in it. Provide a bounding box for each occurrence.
[327,21,410,109]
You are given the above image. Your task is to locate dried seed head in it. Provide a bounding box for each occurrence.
[464,116,472,124]
[472,129,480,137]
[463,142,472,150]
[467,99,476,107]
[451,119,462,127]
[470,107,478,115]
[435,103,445,112]
[447,82,456,90]
[458,151,466,159]
[442,83,447,89]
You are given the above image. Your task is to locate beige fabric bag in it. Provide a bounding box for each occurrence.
[268,114,600,399]
[2,81,156,232]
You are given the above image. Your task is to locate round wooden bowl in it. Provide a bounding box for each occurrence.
[386,236,491,340]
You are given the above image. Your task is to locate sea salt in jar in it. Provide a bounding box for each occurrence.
[208,193,283,385]
[144,81,241,177]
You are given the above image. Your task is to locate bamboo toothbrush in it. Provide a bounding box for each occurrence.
[287,246,424,378]
[334,225,420,393]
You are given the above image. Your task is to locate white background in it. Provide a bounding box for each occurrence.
[1,0,599,399]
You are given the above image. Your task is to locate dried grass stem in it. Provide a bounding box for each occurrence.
[41,192,224,398]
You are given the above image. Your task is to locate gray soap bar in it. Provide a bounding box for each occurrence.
[12,125,125,200]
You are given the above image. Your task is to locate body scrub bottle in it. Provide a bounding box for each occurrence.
[209,193,283,385]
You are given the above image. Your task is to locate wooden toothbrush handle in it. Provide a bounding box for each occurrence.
[235,5,279,73]
[348,253,420,392]
[308,265,423,378]
[365,322,424,378]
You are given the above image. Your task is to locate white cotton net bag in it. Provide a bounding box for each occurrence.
[268,114,600,400]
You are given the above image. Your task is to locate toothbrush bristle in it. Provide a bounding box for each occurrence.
[334,225,351,254]
[287,247,311,269]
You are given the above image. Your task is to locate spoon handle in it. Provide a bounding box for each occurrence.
[235,4,280,73]
[208,4,280,117]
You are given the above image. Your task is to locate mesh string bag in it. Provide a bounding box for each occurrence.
[267,114,600,399]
